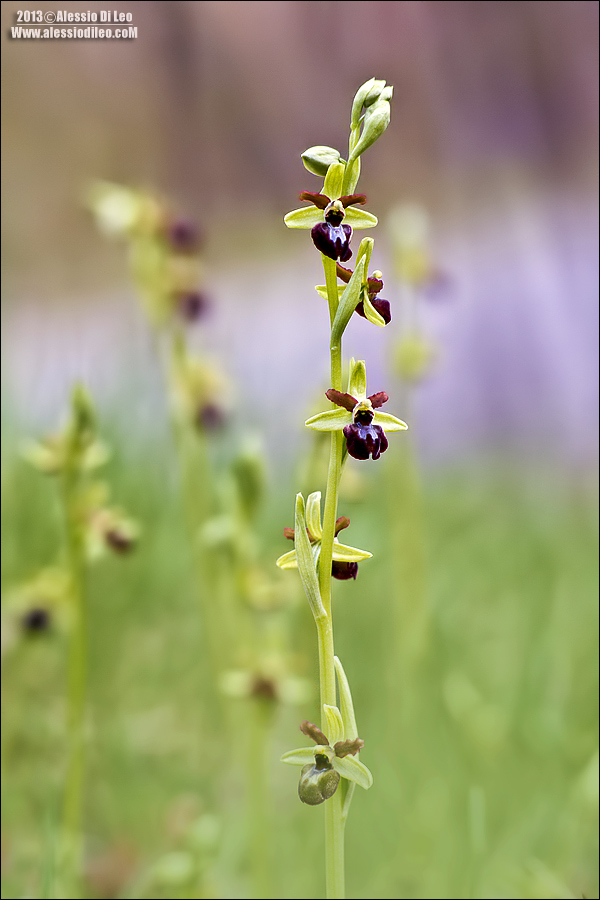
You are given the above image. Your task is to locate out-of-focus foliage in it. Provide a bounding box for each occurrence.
[2,440,597,898]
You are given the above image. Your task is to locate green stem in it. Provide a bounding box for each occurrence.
[317,254,347,899]
[59,468,87,899]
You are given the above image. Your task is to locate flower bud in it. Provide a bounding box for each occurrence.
[298,759,340,806]
[349,95,392,162]
[301,146,343,177]
[363,79,387,108]
[350,77,376,129]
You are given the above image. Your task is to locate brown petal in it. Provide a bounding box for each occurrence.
[336,263,353,283]
[283,527,295,541]
[300,721,330,746]
[368,391,389,409]
[334,516,350,535]
[367,275,384,294]
[340,194,367,208]
[333,737,365,757]
[326,389,358,412]
[299,191,329,209]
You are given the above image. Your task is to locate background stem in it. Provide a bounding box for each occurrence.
[59,469,87,900]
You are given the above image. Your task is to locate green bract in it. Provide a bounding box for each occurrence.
[331,258,366,342]
[289,493,326,620]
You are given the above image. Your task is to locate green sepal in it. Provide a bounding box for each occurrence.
[281,747,316,766]
[294,494,326,619]
[323,162,345,201]
[275,549,299,570]
[362,293,387,327]
[324,705,344,746]
[334,656,358,740]
[343,207,377,228]
[305,491,323,541]
[331,258,366,343]
[332,541,372,562]
[284,207,324,229]
[305,408,351,432]
[373,411,408,432]
[332,755,373,790]
[315,284,343,302]
[348,359,367,400]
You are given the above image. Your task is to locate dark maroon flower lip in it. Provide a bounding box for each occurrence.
[196,403,226,431]
[166,218,203,253]
[21,607,51,633]
[343,422,389,460]
[331,560,359,580]
[105,529,135,553]
[311,222,353,262]
[177,291,210,322]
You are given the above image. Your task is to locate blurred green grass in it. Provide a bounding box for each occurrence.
[1,433,598,899]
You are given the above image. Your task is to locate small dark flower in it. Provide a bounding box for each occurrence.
[299,192,367,262]
[166,218,203,253]
[177,290,210,322]
[306,375,407,462]
[251,676,278,702]
[285,186,377,259]
[21,607,51,633]
[105,528,135,554]
[196,403,226,431]
[336,263,391,325]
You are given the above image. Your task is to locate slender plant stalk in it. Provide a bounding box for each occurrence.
[281,79,396,900]
[318,253,346,899]
[59,465,87,899]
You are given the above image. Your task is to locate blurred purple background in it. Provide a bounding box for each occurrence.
[2,0,598,469]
